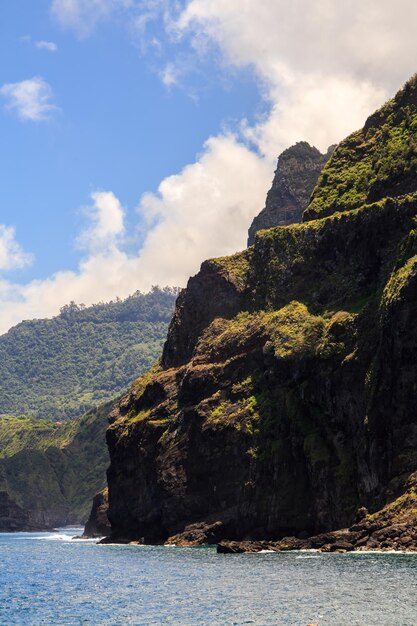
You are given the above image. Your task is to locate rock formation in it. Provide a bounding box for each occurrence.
[82,489,111,538]
[94,75,417,550]
[247,142,334,246]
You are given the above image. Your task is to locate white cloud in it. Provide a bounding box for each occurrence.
[175,0,417,91]
[136,134,272,282]
[51,0,133,36]
[78,191,125,252]
[3,1,417,333]
[160,62,180,88]
[170,0,417,157]
[0,77,57,122]
[0,138,271,333]
[243,76,387,162]
[36,40,58,52]
[0,226,32,272]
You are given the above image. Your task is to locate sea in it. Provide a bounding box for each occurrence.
[0,527,416,625]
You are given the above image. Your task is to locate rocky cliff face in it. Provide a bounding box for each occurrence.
[82,489,111,538]
[0,492,51,532]
[102,75,417,548]
[247,142,334,246]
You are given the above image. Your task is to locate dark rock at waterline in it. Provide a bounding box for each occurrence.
[217,490,417,552]
[82,489,111,538]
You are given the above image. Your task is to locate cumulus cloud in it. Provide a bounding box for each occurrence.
[175,0,417,90]
[77,191,125,252]
[0,139,271,333]
[0,226,32,272]
[35,40,58,52]
[0,77,58,121]
[51,0,133,36]
[4,0,417,332]
[243,75,387,162]
[136,134,272,282]
[171,0,417,156]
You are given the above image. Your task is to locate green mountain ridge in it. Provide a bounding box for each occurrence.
[0,287,178,421]
[305,74,417,220]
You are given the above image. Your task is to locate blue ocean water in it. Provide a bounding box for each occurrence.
[0,528,416,625]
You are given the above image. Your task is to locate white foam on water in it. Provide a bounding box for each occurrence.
[347,549,417,555]
[36,530,103,543]
[295,555,320,559]
[37,533,75,541]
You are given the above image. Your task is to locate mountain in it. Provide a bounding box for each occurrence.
[0,287,178,421]
[247,142,334,246]
[0,405,111,530]
[97,74,417,551]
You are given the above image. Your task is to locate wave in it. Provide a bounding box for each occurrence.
[36,530,103,543]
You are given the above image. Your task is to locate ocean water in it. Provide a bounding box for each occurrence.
[0,528,416,625]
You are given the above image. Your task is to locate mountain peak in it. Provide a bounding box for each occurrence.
[247,142,333,245]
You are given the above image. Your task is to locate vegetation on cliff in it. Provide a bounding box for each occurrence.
[95,75,417,550]
[305,74,417,220]
[0,404,111,528]
[0,287,177,421]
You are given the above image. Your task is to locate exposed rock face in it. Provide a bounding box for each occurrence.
[82,489,111,538]
[104,75,417,548]
[247,142,334,246]
[0,491,51,532]
[218,472,417,553]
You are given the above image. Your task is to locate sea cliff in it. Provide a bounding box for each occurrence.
[95,75,417,551]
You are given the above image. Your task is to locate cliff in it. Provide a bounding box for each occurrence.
[0,404,111,530]
[247,142,333,246]
[101,75,417,549]
[0,491,51,532]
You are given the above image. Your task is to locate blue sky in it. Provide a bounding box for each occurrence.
[0,0,262,281]
[0,0,415,332]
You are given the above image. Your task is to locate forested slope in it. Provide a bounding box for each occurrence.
[0,405,111,528]
[0,287,178,420]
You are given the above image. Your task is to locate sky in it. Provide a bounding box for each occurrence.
[0,0,416,333]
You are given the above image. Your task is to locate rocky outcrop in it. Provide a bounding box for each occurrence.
[0,491,51,532]
[82,488,111,538]
[247,142,334,246]
[218,473,417,552]
[103,75,417,549]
